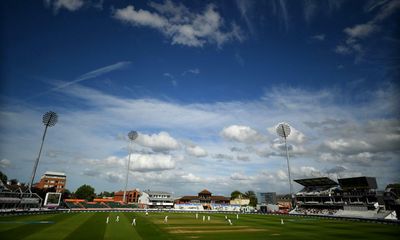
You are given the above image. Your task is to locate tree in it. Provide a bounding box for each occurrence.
[62,189,72,199]
[0,171,7,183]
[9,178,18,185]
[230,190,243,200]
[244,190,258,207]
[75,184,95,201]
[98,191,114,198]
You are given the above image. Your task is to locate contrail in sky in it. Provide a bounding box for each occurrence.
[27,61,131,100]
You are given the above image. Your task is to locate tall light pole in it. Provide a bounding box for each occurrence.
[123,130,138,203]
[276,122,294,207]
[29,111,58,190]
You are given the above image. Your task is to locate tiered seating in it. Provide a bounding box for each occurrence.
[65,201,84,209]
[81,202,108,208]
[107,202,136,208]
[64,199,138,209]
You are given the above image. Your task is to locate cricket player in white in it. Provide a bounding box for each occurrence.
[195,213,198,219]
[132,218,136,226]
[207,216,210,221]
[106,216,109,224]
[281,219,284,224]
[228,219,232,225]
[116,215,120,222]
[164,215,168,224]
[202,215,205,222]
[236,214,239,219]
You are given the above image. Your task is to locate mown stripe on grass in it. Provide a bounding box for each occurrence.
[0,213,76,240]
[102,212,142,240]
[124,212,172,240]
[0,214,60,232]
[23,213,95,240]
[63,212,108,240]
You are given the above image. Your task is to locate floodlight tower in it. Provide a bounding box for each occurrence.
[123,130,138,203]
[276,122,294,205]
[29,111,58,189]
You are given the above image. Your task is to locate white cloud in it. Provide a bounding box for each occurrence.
[181,173,201,182]
[221,125,262,143]
[131,154,176,172]
[113,1,243,47]
[0,159,11,169]
[335,45,351,55]
[1,82,398,193]
[186,145,208,157]
[182,68,200,75]
[344,23,379,39]
[45,0,85,12]
[114,5,167,29]
[311,34,325,41]
[105,172,124,183]
[230,172,252,181]
[336,0,400,60]
[136,132,180,152]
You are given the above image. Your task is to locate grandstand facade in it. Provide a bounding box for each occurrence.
[34,171,66,193]
[138,190,174,209]
[0,180,42,210]
[177,189,230,210]
[294,176,379,211]
[114,189,140,203]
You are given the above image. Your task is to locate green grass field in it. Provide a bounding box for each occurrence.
[0,212,399,240]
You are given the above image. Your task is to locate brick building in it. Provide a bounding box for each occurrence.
[114,189,140,203]
[177,189,230,209]
[35,171,66,193]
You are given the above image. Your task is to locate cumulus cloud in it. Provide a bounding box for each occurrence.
[105,172,124,183]
[185,145,208,157]
[1,81,399,193]
[136,132,180,152]
[113,1,243,47]
[181,173,201,182]
[221,125,262,143]
[131,154,176,172]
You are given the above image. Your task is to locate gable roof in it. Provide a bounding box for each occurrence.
[198,189,211,195]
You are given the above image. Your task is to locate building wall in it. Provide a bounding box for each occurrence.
[36,173,66,193]
[114,190,140,203]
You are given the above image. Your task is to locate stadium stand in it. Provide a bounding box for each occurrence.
[292,176,398,220]
[0,180,42,210]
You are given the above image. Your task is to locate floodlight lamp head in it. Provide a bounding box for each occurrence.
[276,122,291,138]
[128,131,138,141]
[42,111,58,127]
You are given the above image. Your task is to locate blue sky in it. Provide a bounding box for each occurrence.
[0,0,399,196]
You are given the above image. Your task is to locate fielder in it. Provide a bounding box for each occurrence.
[207,216,210,221]
[106,216,109,224]
[202,215,205,222]
[116,215,120,222]
[195,213,198,219]
[228,219,232,225]
[164,215,168,224]
[132,218,136,226]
